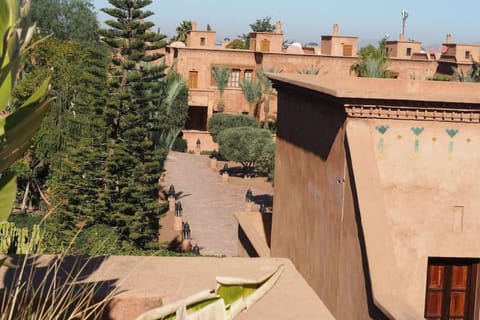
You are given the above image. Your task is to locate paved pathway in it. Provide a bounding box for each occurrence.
[162,151,272,256]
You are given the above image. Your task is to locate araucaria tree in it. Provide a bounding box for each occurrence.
[99,0,173,249]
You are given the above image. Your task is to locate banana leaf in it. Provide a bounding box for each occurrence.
[0,172,16,221]
[136,264,284,320]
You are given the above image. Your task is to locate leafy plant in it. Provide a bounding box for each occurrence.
[239,78,262,116]
[0,252,118,319]
[452,59,480,82]
[350,38,393,78]
[211,65,231,112]
[136,265,284,320]
[207,114,258,142]
[0,0,54,221]
[217,127,272,177]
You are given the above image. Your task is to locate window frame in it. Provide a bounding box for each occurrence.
[424,258,478,320]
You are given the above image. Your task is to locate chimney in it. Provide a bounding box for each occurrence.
[446,33,451,43]
[333,24,339,36]
[192,21,197,31]
[276,20,282,33]
[399,33,404,41]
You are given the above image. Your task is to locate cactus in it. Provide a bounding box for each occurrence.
[0,221,43,254]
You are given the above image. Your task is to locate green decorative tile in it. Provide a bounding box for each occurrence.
[446,128,458,138]
[376,125,389,135]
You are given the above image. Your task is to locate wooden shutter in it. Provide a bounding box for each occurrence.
[188,71,198,89]
[260,39,270,52]
[425,259,478,320]
[343,44,353,56]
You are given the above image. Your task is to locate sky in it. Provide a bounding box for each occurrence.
[92,0,480,50]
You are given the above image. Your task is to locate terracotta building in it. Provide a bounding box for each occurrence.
[165,23,480,152]
[262,73,480,319]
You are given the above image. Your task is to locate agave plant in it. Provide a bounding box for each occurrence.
[0,0,53,221]
[136,265,284,320]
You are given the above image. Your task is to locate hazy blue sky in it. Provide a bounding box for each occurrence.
[92,0,480,49]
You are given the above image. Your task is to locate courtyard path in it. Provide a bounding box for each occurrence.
[162,151,272,256]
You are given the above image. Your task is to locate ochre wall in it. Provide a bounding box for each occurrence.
[270,84,371,319]
[262,53,357,77]
[353,118,480,314]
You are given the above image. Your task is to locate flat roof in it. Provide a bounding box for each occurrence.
[266,73,480,104]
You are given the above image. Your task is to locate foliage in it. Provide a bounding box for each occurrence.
[31,0,99,42]
[257,70,274,129]
[240,78,262,116]
[452,59,480,82]
[350,38,393,78]
[0,0,53,221]
[136,265,284,320]
[249,16,275,32]
[237,16,276,50]
[427,74,451,81]
[298,67,320,75]
[0,252,117,319]
[0,221,42,254]
[207,114,259,141]
[172,137,187,152]
[211,65,231,112]
[225,39,248,50]
[217,127,272,176]
[172,20,192,43]
[254,140,275,180]
[99,0,187,249]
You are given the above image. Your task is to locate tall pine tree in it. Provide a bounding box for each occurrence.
[99,0,171,249]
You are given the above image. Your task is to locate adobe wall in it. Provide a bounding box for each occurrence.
[347,118,480,314]
[262,53,357,77]
[389,58,437,80]
[270,83,371,319]
[182,130,217,153]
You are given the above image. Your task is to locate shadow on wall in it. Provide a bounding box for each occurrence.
[345,136,389,320]
[276,85,346,160]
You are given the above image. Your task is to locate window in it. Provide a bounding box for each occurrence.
[260,39,270,52]
[342,44,353,56]
[188,71,198,89]
[228,69,240,87]
[465,51,471,59]
[200,37,205,46]
[406,47,412,56]
[425,258,478,320]
[244,70,253,82]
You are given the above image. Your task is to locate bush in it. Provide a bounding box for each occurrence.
[172,137,187,152]
[207,113,258,141]
[217,127,272,176]
[255,140,275,180]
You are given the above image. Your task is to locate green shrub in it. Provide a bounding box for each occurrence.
[172,137,187,152]
[255,140,275,180]
[207,113,259,141]
[217,127,272,176]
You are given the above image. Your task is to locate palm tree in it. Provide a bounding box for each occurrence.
[453,59,480,82]
[211,65,231,112]
[350,38,390,78]
[173,20,192,43]
[240,78,262,117]
[257,71,273,128]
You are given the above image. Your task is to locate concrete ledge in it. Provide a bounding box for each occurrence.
[0,255,333,319]
[235,212,271,257]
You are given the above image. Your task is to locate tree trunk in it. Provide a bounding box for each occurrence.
[21,181,30,212]
[263,95,270,129]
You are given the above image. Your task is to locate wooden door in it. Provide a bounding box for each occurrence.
[425,259,478,320]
